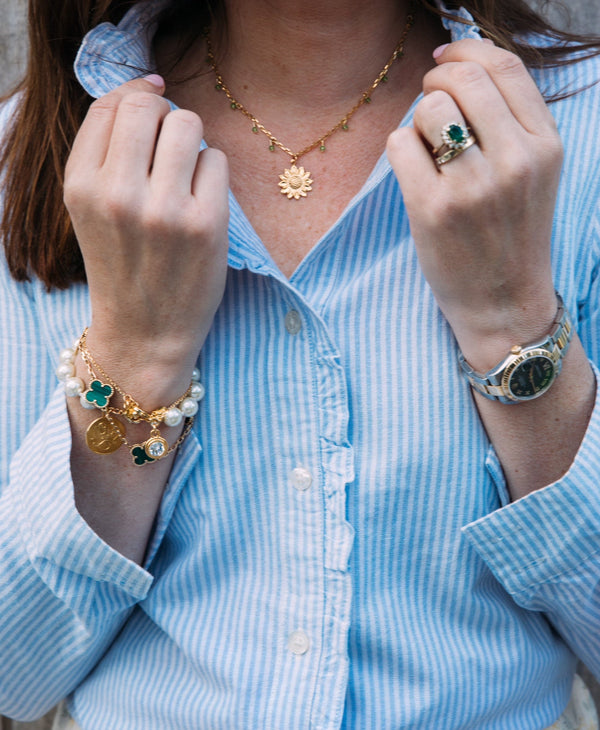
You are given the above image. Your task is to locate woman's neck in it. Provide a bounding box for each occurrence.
[218,0,417,111]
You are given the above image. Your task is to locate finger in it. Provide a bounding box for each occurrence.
[386,126,439,204]
[102,91,172,186]
[69,76,166,172]
[432,40,556,135]
[423,62,529,159]
[413,89,482,170]
[151,110,205,197]
[191,147,230,207]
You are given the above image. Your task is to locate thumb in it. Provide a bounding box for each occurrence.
[140,74,166,93]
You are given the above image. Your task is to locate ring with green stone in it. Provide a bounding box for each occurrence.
[440,122,473,150]
[433,122,477,167]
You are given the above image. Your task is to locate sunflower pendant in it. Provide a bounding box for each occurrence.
[278,164,313,200]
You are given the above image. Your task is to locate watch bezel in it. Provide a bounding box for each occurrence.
[501,348,557,401]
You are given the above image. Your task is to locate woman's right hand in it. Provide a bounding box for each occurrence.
[64,76,229,401]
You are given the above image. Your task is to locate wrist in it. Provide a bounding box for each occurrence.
[83,326,203,409]
[59,334,204,465]
[448,290,559,373]
[457,293,573,404]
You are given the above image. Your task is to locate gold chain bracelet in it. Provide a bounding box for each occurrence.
[55,331,205,466]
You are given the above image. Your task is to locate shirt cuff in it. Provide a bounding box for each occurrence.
[10,384,153,605]
[462,362,600,605]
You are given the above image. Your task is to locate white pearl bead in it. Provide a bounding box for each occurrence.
[60,347,76,363]
[180,397,199,418]
[79,393,96,410]
[56,362,75,381]
[64,377,85,397]
[192,367,201,382]
[190,382,206,401]
[163,407,183,427]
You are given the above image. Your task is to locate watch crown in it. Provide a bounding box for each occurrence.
[510,345,522,355]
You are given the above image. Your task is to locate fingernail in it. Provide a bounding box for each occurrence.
[144,74,164,88]
[433,43,449,59]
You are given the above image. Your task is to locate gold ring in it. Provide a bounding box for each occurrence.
[433,122,477,167]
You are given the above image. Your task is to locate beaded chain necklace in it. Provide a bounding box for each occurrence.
[205,7,415,200]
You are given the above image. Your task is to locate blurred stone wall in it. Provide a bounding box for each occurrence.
[1,0,599,728]
[0,0,26,95]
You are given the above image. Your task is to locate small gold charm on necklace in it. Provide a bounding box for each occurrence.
[278,164,313,200]
[206,7,415,201]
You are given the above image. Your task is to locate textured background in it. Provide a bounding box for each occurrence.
[1,0,599,728]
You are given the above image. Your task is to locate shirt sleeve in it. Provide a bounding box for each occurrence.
[0,343,202,720]
[462,211,600,681]
[462,64,600,677]
[0,92,202,720]
[0,255,153,719]
[462,366,600,677]
[0,386,153,719]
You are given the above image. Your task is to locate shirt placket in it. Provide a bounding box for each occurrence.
[260,280,355,730]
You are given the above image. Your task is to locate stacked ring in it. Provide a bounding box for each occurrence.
[433,122,477,166]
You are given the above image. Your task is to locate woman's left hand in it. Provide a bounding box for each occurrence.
[387,40,564,371]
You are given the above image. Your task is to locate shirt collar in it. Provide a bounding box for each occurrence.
[75,1,482,100]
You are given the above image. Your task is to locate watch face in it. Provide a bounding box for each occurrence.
[507,353,556,400]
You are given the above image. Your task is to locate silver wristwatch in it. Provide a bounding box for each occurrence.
[458,294,573,403]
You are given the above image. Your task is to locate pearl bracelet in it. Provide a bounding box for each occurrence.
[55,334,204,465]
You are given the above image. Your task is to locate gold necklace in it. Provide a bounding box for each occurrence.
[205,8,415,200]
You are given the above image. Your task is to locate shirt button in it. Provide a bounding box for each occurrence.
[288,630,310,655]
[284,310,302,335]
[291,467,313,491]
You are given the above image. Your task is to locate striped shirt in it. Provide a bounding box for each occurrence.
[1,2,600,728]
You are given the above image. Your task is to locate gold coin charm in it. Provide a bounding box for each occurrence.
[86,416,126,455]
[278,165,313,199]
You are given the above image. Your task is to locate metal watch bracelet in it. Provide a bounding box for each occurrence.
[458,293,574,403]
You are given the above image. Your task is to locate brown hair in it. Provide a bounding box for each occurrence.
[1,0,599,290]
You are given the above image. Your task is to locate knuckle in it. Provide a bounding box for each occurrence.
[140,204,175,233]
[416,90,453,121]
[63,170,93,212]
[87,96,118,122]
[139,202,221,244]
[169,108,202,131]
[202,147,229,178]
[119,91,163,115]
[448,61,487,88]
[386,128,406,155]
[491,49,525,77]
[205,147,229,175]
[434,194,463,224]
[103,185,138,221]
[544,134,564,164]
[195,213,221,241]
[63,178,84,211]
[185,204,225,241]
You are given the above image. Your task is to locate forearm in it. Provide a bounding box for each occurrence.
[68,332,198,565]
[61,76,229,562]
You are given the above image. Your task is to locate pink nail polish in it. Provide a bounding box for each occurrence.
[144,74,165,88]
[433,43,450,59]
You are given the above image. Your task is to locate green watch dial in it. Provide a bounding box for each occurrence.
[507,354,556,399]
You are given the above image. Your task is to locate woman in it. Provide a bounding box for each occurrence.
[1,0,600,727]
